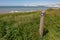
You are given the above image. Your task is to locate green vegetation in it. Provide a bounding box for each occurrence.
[0,9,60,40]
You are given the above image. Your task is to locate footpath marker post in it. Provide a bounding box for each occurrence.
[39,10,46,38]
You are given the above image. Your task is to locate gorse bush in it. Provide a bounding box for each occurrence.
[0,9,60,40]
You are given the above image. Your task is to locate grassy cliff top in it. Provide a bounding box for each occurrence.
[0,8,60,40]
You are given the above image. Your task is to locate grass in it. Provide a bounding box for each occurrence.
[0,8,60,40]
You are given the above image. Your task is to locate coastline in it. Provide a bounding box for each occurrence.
[0,8,60,14]
[0,10,41,14]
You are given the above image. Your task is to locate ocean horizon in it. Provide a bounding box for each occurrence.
[0,6,49,13]
[0,6,59,13]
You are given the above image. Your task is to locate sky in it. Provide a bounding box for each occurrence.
[0,0,60,6]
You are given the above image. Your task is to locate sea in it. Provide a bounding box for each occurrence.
[0,6,50,13]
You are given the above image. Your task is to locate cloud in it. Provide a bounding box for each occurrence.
[24,4,41,6]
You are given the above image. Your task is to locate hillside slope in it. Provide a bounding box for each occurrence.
[0,9,60,40]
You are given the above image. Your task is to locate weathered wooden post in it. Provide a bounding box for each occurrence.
[39,10,46,38]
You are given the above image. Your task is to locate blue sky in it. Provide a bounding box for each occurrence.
[0,0,60,6]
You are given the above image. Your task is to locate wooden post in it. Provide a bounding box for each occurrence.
[39,10,46,38]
